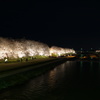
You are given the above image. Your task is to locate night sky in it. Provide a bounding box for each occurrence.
[0,1,100,50]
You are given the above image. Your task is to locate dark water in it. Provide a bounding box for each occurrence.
[0,61,100,100]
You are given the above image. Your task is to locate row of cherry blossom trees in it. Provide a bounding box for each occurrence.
[0,37,76,59]
[50,46,75,57]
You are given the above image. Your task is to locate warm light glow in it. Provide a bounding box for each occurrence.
[96,50,100,53]
[0,37,76,59]
[50,46,76,56]
[0,37,50,59]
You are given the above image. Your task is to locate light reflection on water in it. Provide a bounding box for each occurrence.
[1,61,100,100]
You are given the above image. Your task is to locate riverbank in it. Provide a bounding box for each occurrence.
[0,58,67,90]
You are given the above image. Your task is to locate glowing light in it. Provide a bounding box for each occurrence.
[0,37,50,59]
[96,50,100,53]
[0,37,76,59]
[50,46,76,56]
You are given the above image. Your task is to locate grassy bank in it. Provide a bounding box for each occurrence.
[0,58,67,90]
[0,58,56,72]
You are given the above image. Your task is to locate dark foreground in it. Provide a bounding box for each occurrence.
[0,60,100,100]
[0,58,67,90]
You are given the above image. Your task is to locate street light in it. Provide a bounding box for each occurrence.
[91,48,93,50]
[81,48,83,53]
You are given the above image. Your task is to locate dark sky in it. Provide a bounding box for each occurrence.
[0,1,100,50]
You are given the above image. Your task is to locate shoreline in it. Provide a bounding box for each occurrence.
[0,57,99,92]
[0,58,67,91]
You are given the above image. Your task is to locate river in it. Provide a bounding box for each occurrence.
[0,60,100,100]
